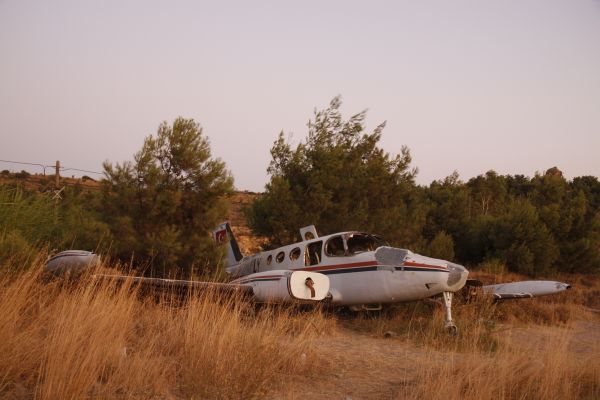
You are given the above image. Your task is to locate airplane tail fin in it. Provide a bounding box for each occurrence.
[213,222,243,268]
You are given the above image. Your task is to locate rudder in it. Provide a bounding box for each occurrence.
[213,222,243,269]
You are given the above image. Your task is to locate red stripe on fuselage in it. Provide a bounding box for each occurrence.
[403,261,449,271]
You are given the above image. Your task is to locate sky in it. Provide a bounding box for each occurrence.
[1,0,599,191]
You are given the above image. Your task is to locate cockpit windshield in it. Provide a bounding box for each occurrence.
[346,233,387,255]
[326,233,388,257]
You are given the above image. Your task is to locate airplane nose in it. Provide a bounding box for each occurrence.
[446,262,469,290]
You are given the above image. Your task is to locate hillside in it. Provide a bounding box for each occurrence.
[227,191,267,254]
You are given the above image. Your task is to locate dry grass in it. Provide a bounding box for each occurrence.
[1,257,599,399]
[401,327,600,400]
[0,262,331,399]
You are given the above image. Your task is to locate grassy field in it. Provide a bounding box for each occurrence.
[1,255,599,399]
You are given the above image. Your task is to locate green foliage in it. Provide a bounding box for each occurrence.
[425,171,600,275]
[0,230,35,267]
[0,186,56,245]
[488,199,559,275]
[426,231,455,261]
[102,117,233,276]
[423,172,470,259]
[248,98,599,276]
[0,185,110,269]
[0,106,598,278]
[247,96,424,246]
[467,170,507,216]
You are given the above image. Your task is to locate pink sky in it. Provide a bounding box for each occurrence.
[1,0,599,190]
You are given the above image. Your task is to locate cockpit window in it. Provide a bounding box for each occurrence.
[346,233,386,255]
[325,236,346,257]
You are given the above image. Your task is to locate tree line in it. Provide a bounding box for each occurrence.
[248,97,600,276]
[1,98,599,276]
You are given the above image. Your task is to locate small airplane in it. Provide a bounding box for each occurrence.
[217,223,470,333]
[45,222,571,334]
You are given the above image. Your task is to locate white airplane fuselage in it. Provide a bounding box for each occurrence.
[228,230,469,307]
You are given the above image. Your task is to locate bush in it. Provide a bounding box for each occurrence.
[14,170,30,179]
[0,231,35,268]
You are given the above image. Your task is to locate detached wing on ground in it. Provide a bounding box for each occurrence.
[465,279,571,301]
[482,280,571,300]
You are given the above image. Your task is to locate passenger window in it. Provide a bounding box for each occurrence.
[326,236,346,257]
[276,251,285,263]
[266,255,272,265]
[305,241,323,266]
[289,247,301,261]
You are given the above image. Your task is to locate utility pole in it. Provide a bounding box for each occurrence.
[55,160,60,187]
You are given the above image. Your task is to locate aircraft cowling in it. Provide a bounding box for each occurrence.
[235,270,330,303]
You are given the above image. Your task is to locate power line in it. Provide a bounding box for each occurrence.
[60,167,104,175]
[0,159,104,176]
[0,159,48,174]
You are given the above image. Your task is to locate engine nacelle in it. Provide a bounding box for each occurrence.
[45,250,99,276]
[233,270,330,303]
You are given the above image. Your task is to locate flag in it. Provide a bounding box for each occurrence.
[214,225,227,245]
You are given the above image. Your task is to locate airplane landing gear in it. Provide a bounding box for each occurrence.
[442,291,458,335]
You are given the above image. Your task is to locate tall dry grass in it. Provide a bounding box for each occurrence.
[0,262,331,399]
[2,255,599,399]
[334,272,600,399]
[401,327,600,400]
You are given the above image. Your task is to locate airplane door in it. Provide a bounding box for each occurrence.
[305,241,323,266]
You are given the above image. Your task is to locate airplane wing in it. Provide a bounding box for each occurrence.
[465,279,571,301]
[95,270,330,303]
[44,251,330,303]
[482,280,571,300]
[94,274,255,296]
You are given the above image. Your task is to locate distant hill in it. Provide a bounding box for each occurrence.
[0,171,100,192]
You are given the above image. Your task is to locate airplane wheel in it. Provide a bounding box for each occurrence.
[445,324,458,336]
